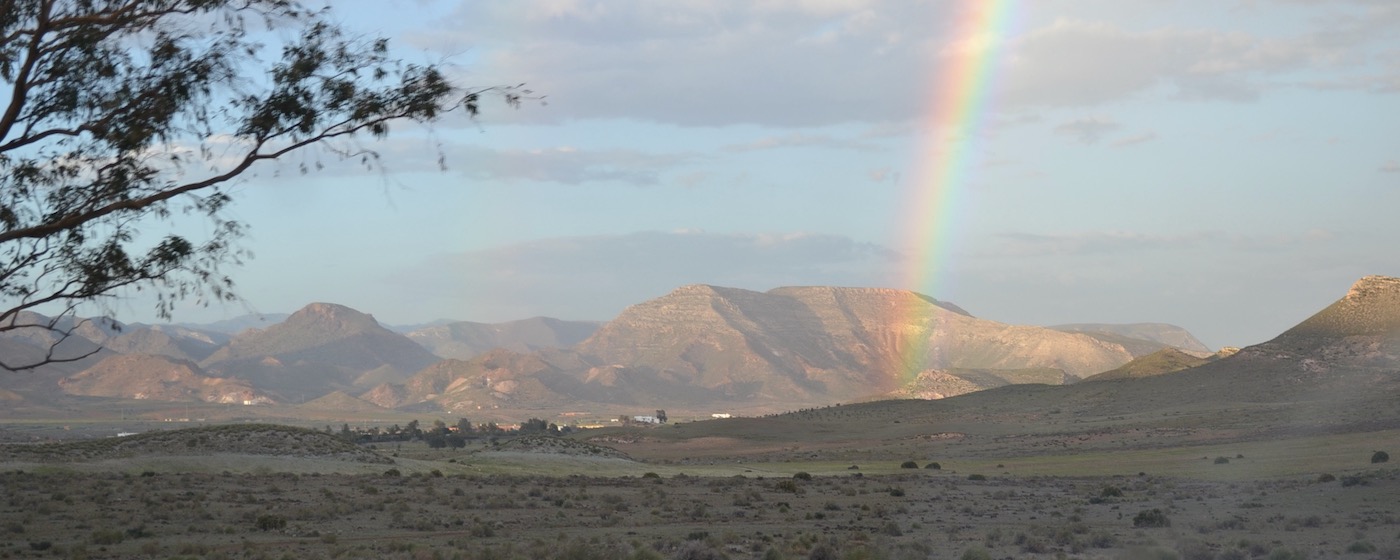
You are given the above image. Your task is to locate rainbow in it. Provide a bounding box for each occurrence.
[895,1,1017,385]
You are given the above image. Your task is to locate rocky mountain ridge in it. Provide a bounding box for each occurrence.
[2,283,1228,415]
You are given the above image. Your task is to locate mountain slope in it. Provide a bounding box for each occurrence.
[1080,348,1212,382]
[200,303,439,398]
[1050,322,1212,355]
[406,317,600,360]
[409,284,1139,411]
[958,275,1400,421]
[59,354,272,404]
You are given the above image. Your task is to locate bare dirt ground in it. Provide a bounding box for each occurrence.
[1,448,1397,559]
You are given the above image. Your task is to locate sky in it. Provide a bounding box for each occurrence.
[103,0,1400,349]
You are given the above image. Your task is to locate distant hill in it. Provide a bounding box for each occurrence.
[406,317,600,360]
[0,424,392,464]
[299,390,388,413]
[0,285,1233,417]
[0,331,115,401]
[945,275,1400,423]
[179,313,289,335]
[1273,275,1400,342]
[199,303,439,398]
[1050,322,1211,355]
[1,310,223,366]
[380,284,1143,412]
[59,354,272,404]
[1080,348,1212,382]
[890,367,1076,400]
[99,326,224,362]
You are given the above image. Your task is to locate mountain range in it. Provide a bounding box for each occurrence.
[0,281,1240,417]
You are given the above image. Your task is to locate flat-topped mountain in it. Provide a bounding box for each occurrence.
[1050,322,1212,356]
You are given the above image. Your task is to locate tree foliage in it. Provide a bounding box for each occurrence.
[0,0,526,370]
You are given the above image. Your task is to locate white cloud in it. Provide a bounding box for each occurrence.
[400,2,1399,127]
[722,132,879,153]
[1111,132,1158,147]
[867,166,898,183]
[974,229,1339,258]
[1052,117,1121,144]
[454,144,698,185]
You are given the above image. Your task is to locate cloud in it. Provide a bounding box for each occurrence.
[454,144,698,186]
[974,229,1338,259]
[393,230,900,321]
[1052,117,1121,144]
[1112,132,1158,147]
[722,132,879,153]
[868,166,898,183]
[400,2,1398,127]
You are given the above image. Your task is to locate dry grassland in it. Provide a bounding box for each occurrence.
[1,456,1398,559]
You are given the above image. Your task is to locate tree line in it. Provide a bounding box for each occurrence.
[326,417,572,449]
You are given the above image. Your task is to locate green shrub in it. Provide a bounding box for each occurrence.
[255,515,287,531]
[888,487,905,497]
[1317,473,1336,483]
[1372,451,1390,464]
[792,471,812,480]
[967,474,987,481]
[1214,456,1230,464]
[90,529,124,545]
[383,468,401,477]
[1101,485,1123,497]
[900,460,918,469]
[1133,508,1171,528]
[1346,541,1376,554]
[925,462,941,470]
[642,472,661,478]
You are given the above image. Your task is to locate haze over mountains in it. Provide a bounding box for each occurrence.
[3,277,1395,422]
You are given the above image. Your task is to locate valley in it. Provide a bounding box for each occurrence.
[1,276,1398,559]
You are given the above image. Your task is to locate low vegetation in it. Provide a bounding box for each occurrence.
[0,424,392,464]
[1,464,1393,559]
